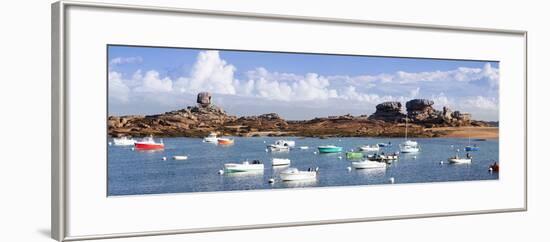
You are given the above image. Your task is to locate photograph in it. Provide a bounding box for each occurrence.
[107,45,500,196]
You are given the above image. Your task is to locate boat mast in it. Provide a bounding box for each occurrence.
[405,116,408,140]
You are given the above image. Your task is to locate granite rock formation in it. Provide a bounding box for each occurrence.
[369,101,406,122]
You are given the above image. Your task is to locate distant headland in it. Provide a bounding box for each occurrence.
[108,92,498,138]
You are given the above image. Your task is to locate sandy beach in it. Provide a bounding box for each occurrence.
[427,126,499,139]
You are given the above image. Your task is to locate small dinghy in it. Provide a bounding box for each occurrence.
[359,144,380,152]
[489,162,499,172]
[224,160,264,172]
[317,145,343,153]
[172,155,188,160]
[351,160,387,169]
[448,153,472,164]
[465,145,480,152]
[267,144,290,152]
[377,142,392,147]
[299,146,309,150]
[113,136,136,146]
[346,152,364,159]
[279,167,317,181]
[272,158,291,166]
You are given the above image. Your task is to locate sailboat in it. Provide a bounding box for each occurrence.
[400,117,419,153]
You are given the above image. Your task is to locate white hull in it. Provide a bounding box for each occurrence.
[172,156,188,160]
[268,145,290,152]
[351,160,387,169]
[299,146,309,150]
[400,145,419,153]
[203,137,218,143]
[280,170,316,181]
[272,158,291,166]
[224,162,264,172]
[448,158,472,164]
[359,145,380,152]
[113,137,135,146]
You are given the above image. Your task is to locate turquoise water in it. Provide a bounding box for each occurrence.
[107,137,498,196]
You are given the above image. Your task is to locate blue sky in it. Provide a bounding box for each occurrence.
[108,45,499,121]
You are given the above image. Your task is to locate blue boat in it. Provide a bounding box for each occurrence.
[377,142,392,147]
[317,145,343,153]
[465,145,480,151]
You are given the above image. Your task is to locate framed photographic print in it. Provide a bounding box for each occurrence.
[52,1,527,241]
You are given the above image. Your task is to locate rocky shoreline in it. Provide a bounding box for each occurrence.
[108,92,497,138]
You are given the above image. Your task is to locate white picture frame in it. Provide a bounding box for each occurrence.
[51,1,527,241]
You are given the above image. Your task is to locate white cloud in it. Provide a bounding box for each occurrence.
[108,71,130,102]
[178,50,237,95]
[134,70,173,93]
[461,96,499,110]
[109,56,143,65]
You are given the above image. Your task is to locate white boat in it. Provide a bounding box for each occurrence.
[359,144,380,152]
[402,140,418,147]
[279,168,317,181]
[203,132,218,143]
[351,160,387,169]
[224,160,264,172]
[400,118,420,153]
[448,155,472,164]
[112,136,136,146]
[400,145,419,153]
[299,146,309,150]
[272,158,291,166]
[267,144,290,152]
[172,155,188,160]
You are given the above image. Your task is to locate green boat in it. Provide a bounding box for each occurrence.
[346,152,364,159]
[317,145,343,153]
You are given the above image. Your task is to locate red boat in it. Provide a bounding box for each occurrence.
[134,136,164,150]
[489,162,499,172]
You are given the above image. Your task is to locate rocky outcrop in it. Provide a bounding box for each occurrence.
[369,101,406,122]
[108,92,488,138]
[405,99,440,123]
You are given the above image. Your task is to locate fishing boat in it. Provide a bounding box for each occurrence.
[272,158,291,166]
[400,118,420,153]
[224,160,264,172]
[112,136,136,146]
[217,137,234,145]
[203,132,218,143]
[134,136,164,150]
[317,145,343,153]
[351,160,387,169]
[267,144,290,152]
[359,144,380,152]
[346,152,364,159]
[448,154,472,164]
[172,155,188,160]
[377,142,392,147]
[366,153,398,163]
[279,168,317,181]
[273,140,296,148]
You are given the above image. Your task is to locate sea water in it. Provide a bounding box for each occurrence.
[107,136,498,196]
